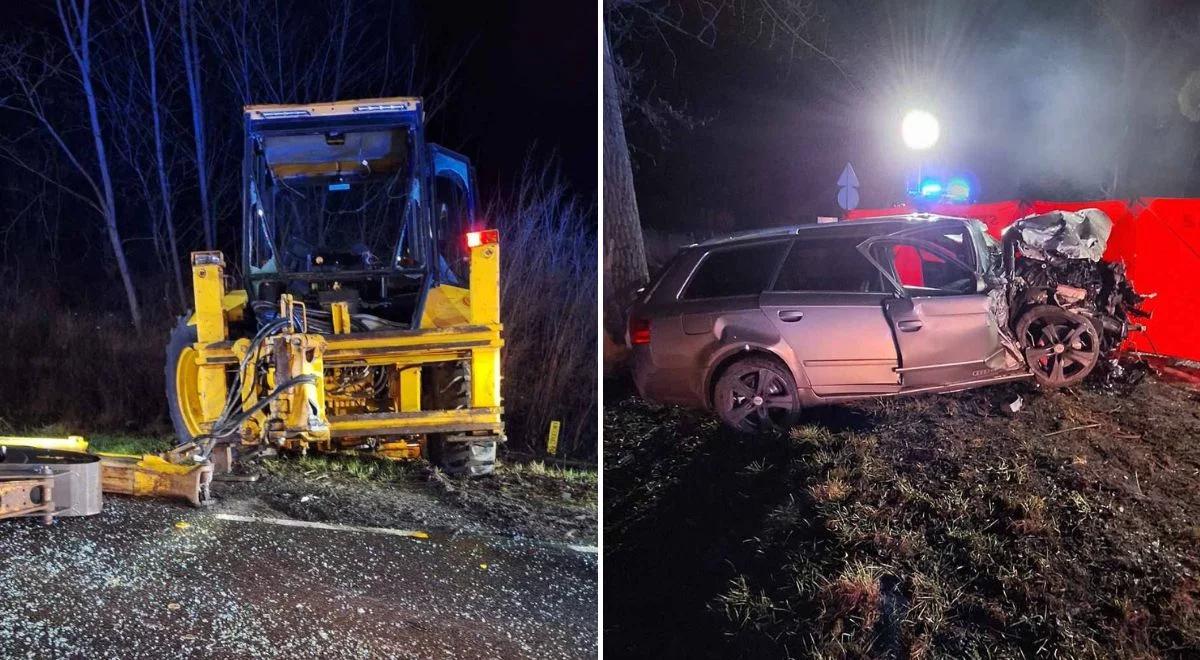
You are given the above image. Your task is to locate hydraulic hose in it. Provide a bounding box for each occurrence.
[193,374,318,461]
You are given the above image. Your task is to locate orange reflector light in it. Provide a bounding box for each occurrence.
[629,317,651,346]
[466,229,499,248]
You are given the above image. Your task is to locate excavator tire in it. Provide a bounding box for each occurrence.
[423,361,495,476]
[165,317,202,446]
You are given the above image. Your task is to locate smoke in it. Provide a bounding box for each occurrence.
[857,0,1200,202]
[975,23,1125,196]
[1178,69,1200,122]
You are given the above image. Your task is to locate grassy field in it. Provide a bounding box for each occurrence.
[605,377,1200,658]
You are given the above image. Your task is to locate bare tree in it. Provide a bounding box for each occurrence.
[603,27,648,341]
[0,1,143,328]
[61,0,142,329]
[180,0,214,249]
[142,0,186,304]
[603,0,843,342]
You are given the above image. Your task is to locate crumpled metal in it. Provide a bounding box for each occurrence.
[1003,208,1113,262]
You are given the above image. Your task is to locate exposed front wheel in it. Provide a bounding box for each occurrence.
[1016,305,1101,388]
[713,357,801,433]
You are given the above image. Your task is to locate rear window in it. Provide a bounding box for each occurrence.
[773,235,886,293]
[682,241,787,299]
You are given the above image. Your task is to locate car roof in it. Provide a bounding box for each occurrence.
[692,214,970,248]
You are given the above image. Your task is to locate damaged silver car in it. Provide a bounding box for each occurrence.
[627,210,1148,432]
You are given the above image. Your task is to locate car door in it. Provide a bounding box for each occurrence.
[761,233,901,396]
[858,227,1007,389]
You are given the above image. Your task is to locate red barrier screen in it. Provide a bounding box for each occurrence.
[1126,199,1200,359]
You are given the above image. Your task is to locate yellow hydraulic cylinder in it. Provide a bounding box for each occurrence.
[0,435,89,453]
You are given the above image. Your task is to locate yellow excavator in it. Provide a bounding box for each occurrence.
[1,97,501,520]
[165,97,504,476]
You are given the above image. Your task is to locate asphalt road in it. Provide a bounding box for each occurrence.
[0,497,597,659]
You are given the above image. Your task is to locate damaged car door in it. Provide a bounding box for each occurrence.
[859,222,1013,389]
[760,232,901,397]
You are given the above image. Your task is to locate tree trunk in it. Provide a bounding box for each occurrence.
[331,0,351,99]
[142,0,187,307]
[62,0,143,330]
[602,28,648,342]
[180,0,214,249]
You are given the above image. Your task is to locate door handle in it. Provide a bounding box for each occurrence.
[897,319,924,332]
[778,310,804,322]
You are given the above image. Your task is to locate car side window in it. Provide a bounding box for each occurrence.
[903,225,975,268]
[883,243,976,295]
[773,236,885,293]
[682,241,788,300]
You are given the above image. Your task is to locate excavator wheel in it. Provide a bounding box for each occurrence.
[423,361,496,476]
[164,317,204,445]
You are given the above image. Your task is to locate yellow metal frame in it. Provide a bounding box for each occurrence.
[97,453,214,507]
[0,435,89,453]
[0,436,213,507]
[177,238,504,453]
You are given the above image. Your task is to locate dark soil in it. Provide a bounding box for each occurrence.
[604,376,1200,658]
[216,457,597,545]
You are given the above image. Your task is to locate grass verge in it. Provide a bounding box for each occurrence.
[605,377,1200,658]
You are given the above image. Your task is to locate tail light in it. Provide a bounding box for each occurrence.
[466,229,499,248]
[629,316,651,346]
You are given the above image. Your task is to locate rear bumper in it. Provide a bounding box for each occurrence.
[631,347,705,408]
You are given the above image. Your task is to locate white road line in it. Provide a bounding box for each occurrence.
[213,513,430,539]
[213,512,599,554]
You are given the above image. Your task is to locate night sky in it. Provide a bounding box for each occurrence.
[424,1,596,198]
[0,1,597,201]
[623,0,1200,233]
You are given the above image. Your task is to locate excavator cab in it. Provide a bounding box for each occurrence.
[242,99,478,328]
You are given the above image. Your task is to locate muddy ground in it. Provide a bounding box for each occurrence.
[604,376,1200,658]
[222,455,597,545]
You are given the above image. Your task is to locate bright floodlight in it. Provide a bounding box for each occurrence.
[901,109,940,150]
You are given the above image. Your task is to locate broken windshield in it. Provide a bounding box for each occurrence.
[247,124,422,276]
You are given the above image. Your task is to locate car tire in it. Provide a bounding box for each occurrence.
[713,356,802,434]
[1016,305,1102,388]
